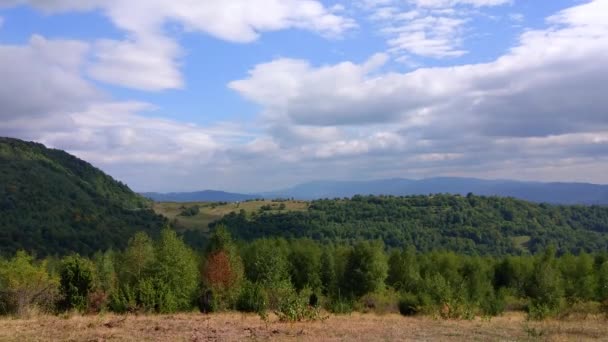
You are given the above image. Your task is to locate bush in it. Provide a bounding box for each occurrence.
[398,293,420,316]
[326,294,354,314]
[236,281,268,314]
[179,206,200,217]
[357,290,399,314]
[275,287,324,322]
[479,288,506,317]
[0,252,59,316]
[58,255,95,312]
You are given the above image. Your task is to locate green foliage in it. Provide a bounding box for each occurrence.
[3,226,608,320]
[274,286,324,322]
[0,137,166,256]
[242,239,290,286]
[213,194,608,255]
[179,205,200,217]
[288,239,322,291]
[153,229,199,312]
[398,292,420,316]
[109,230,198,313]
[341,241,388,298]
[598,261,608,301]
[526,247,564,320]
[0,251,59,316]
[357,289,399,314]
[320,247,337,296]
[58,255,95,312]
[236,280,268,314]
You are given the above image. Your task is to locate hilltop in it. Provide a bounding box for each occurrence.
[0,137,166,256]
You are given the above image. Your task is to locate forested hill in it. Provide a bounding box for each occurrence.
[211,194,608,255]
[0,137,166,256]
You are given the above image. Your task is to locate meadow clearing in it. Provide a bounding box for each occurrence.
[0,312,606,341]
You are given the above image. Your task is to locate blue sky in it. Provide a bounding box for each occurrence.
[1,0,607,192]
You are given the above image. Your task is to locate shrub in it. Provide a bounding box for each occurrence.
[179,205,200,217]
[398,292,420,316]
[58,255,95,312]
[236,281,267,314]
[0,252,59,316]
[357,290,399,314]
[274,287,324,322]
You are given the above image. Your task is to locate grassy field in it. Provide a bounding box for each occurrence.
[0,312,606,341]
[153,200,309,232]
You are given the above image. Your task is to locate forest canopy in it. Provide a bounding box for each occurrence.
[212,194,608,255]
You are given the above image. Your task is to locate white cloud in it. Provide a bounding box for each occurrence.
[225,0,608,185]
[88,35,183,91]
[0,35,100,121]
[1,0,355,91]
[233,0,608,133]
[407,0,511,8]
[363,0,510,59]
[3,1,608,190]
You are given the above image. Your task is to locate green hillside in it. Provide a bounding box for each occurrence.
[0,137,166,256]
[211,194,608,255]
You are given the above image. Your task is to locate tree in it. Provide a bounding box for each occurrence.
[0,251,59,316]
[243,239,290,286]
[120,232,155,283]
[154,228,199,312]
[387,246,420,292]
[288,239,321,291]
[341,241,388,298]
[320,247,336,296]
[58,255,95,311]
[202,226,244,310]
[526,246,564,319]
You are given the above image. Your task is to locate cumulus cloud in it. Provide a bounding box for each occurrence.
[227,0,608,185]
[2,0,608,191]
[0,35,100,121]
[233,0,608,135]
[1,0,355,91]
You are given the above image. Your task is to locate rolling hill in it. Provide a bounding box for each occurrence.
[0,137,166,256]
[212,194,608,255]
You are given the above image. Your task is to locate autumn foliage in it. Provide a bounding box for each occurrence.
[204,251,238,291]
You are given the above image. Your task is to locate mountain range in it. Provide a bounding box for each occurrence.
[143,178,608,205]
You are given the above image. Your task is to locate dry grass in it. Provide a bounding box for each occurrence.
[0,312,606,341]
[153,200,309,231]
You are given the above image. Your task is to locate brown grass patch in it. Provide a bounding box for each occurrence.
[0,311,606,341]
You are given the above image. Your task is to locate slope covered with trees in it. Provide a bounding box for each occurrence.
[212,194,608,255]
[0,137,166,256]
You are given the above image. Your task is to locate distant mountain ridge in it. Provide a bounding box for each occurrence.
[266,178,608,205]
[144,177,608,205]
[142,190,258,202]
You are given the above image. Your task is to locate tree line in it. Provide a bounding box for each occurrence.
[212,194,608,255]
[2,226,607,321]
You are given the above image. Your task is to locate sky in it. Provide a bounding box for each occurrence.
[1,0,607,193]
